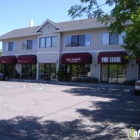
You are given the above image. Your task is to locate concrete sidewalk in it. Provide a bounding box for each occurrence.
[9,78,134,89]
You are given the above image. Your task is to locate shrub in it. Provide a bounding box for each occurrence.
[57,65,65,81]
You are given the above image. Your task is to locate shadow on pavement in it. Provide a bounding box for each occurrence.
[0,87,140,140]
[0,115,133,140]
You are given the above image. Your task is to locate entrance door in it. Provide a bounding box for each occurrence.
[101,64,108,82]
[109,64,117,83]
[65,64,72,81]
[44,64,51,80]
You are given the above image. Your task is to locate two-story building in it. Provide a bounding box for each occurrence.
[0,18,138,83]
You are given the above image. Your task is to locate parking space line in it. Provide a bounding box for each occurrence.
[40,83,44,87]
[30,84,33,88]
[35,83,39,87]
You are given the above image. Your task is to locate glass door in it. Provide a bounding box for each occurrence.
[109,64,117,83]
[101,64,108,82]
[65,64,72,81]
[44,64,51,80]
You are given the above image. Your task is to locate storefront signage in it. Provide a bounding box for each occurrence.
[2,60,6,63]
[101,57,121,63]
[18,60,29,63]
[66,58,81,63]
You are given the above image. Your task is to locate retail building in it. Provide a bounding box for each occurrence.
[0,18,138,83]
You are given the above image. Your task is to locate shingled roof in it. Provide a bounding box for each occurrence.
[0,18,108,40]
[56,18,108,31]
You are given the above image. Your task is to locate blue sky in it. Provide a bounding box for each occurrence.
[0,0,114,49]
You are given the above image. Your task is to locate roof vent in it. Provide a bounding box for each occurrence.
[29,19,34,27]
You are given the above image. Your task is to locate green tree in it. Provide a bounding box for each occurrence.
[68,0,140,59]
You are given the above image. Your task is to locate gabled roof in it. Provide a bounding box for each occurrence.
[1,18,131,40]
[55,18,109,32]
[0,26,41,40]
[35,19,61,32]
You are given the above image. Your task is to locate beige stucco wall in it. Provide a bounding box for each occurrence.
[2,36,38,56]
[37,22,60,53]
[61,28,125,53]
[90,52,100,81]
[37,53,58,63]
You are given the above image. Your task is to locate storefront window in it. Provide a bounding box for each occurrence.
[51,64,56,79]
[39,64,44,80]
[3,64,17,78]
[0,64,2,73]
[22,64,36,79]
[109,64,117,83]
[101,64,126,83]
[44,64,51,80]
[65,64,90,81]
[118,64,126,83]
[39,63,56,80]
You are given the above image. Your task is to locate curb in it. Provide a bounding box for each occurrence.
[8,78,134,89]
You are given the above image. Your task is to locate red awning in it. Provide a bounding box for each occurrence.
[61,53,92,64]
[0,56,17,64]
[98,51,128,64]
[17,55,37,64]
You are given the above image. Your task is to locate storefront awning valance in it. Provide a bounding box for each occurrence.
[61,53,92,64]
[0,56,17,64]
[17,55,37,64]
[98,51,128,64]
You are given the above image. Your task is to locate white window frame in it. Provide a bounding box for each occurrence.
[65,33,92,47]
[101,32,126,45]
[4,41,17,51]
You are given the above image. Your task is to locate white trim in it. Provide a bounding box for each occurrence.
[2,53,37,57]
[1,49,126,56]
[54,26,108,33]
[35,19,61,32]
[37,51,59,54]
[61,49,125,54]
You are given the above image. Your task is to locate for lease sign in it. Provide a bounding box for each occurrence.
[101,57,121,63]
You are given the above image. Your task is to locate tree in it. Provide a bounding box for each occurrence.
[68,0,140,59]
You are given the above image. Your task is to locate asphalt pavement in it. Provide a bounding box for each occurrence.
[0,80,138,140]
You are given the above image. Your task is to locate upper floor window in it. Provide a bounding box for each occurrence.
[4,42,17,51]
[66,34,91,47]
[22,39,37,50]
[39,36,57,48]
[101,32,126,45]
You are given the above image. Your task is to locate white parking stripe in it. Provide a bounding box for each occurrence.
[40,83,44,87]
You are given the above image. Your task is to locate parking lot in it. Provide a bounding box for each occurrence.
[0,81,139,140]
